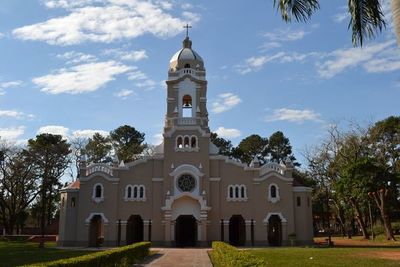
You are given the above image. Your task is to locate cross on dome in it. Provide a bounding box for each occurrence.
[183,24,192,38]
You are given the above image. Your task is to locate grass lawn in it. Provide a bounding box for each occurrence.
[0,241,95,267]
[249,247,400,267]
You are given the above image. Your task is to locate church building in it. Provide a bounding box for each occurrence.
[58,33,313,247]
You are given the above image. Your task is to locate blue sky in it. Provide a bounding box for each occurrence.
[0,0,399,167]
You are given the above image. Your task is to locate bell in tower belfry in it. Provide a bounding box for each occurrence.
[165,26,209,131]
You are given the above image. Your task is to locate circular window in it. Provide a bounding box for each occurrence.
[177,174,196,192]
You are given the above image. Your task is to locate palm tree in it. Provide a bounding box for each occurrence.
[273,0,397,47]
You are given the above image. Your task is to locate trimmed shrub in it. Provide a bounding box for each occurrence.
[24,242,151,267]
[211,241,266,267]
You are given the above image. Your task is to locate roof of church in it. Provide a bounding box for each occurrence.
[65,179,80,190]
[169,37,204,63]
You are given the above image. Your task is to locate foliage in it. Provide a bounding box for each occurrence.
[24,242,151,267]
[26,134,70,244]
[0,144,38,234]
[267,131,298,166]
[110,125,146,163]
[233,134,268,165]
[273,0,387,47]
[211,242,266,267]
[210,132,233,156]
[84,133,112,163]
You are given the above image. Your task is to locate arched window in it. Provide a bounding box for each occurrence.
[268,183,280,203]
[177,136,183,148]
[227,185,248,201]
[235,187,239,198]
[182,95,192,117]
[184,136,190,148]
[191,136,197,148]
[139,186,144,198]
[229,186,233,198]
[133,186,138,198]
[95,185,102,198]
[92,183,104,203]
[184,63,191,68]
[241,186,245,198]
[127,186,132,198]
[270,185,277,198]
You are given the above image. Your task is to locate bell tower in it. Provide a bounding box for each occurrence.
[164,34,209,133]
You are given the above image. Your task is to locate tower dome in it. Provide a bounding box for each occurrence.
[169,37,204,71]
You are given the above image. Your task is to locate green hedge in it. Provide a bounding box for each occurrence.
[24,242,151,267]
[211,241,266,267]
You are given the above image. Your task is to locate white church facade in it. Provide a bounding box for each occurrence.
[58,35,313,247]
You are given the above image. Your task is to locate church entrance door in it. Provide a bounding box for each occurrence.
[126,215,144,245]
[88,215,103,247]
[268,215,282,246]
[175,215,197,247]
[229,215,246,246]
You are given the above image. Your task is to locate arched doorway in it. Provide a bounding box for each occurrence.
[88,215,103,247]
[175,215,197,247]
[126,215,144,245]
[229,215,246,246]
[268,215,282,246]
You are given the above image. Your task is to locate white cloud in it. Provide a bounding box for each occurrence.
[72,129,108,138]
[215,127,241,138]
[263,28,308,42]
[127,69,148,80]
[114,88,135,99]
[0,126,25,141]
[152,133,163,145]
[33,61,131,94]
[104,49,148,62]
[0,32,4,39]
[333,12,348,23]
[57,51,97,64]
[212,93,242,113]
[13,0,200,45]
[0,80,23,89]
[38,125,70,136]
[236,52,314,74]
[0,110,24,119]
[181,3,193,10]
[136,79,157,90]
[265,108,322,124]
[317,40,399,78]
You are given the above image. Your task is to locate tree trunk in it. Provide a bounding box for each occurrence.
[392,0,400,46]
[349,198,370,239]
[372,189,396,241]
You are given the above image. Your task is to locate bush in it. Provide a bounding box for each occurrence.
[24,242,151,267]
[211,241,266,267]
[372,224,385,236]
[391,222,400,234]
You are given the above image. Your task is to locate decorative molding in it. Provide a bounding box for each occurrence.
[85,213,109,225]
[169,164,204,177]
[263,212,287,224]
[253,172,293,183]
[209,177,221,182]
[152,178,164,182]
[81,172,120,182]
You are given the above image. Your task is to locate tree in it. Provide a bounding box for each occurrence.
[84,133,112,163]
[267,131,298,165]
[210,132,233,156]
[0,144,38,234]
[234,134,268,165]
[273,0,389,47]
[68,136,88,179]
[110,125,146,163]
[26,134,70,247]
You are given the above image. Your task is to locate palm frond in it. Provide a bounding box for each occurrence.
[273,0,320,22]
[348,0,386,46]
[392,0,400,46]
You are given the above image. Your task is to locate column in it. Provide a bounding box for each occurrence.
[143,220,150,241]
[120,221,127,246]
[282,222,288,245]
[170,220,175,242]
[223,220,229,243]
[164,212,172,244]
[245,220,252,246]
